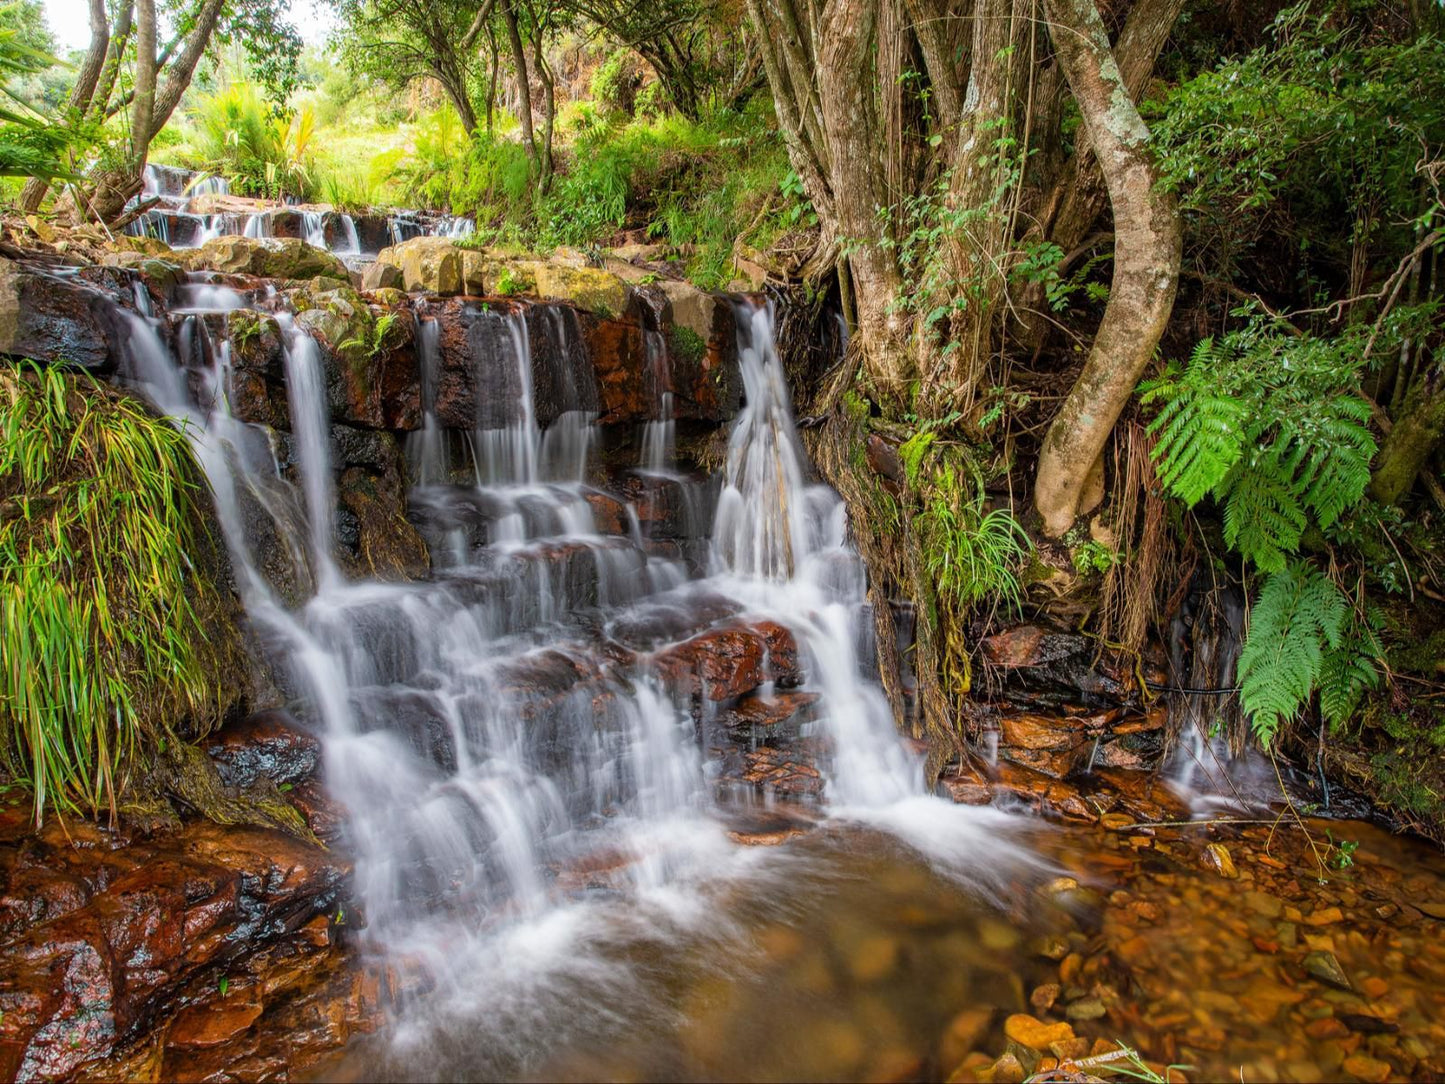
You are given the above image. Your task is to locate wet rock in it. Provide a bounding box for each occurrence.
[0,257,134,372]
[1203,842,1239,878]
[997,713,1080,751]
[583,312,649,423]
[1337,1013,1398,1035]
[980,626,1082,669]
[185,236,347,280]
[1304,950,1353,990]
[206,710,321,790]
[1341,1053,1393,1083]
[1003,1013,1075,1051]
[337,465,430,581]
[0,819,348,1079]
[362,260,403,292]
[376,236,464,295]
[865,434,905,484]
[652,620,801,701]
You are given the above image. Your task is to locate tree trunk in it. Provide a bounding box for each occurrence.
[502,1,539,173]
[529,31,556,190]
[1369,371,1445,506]
[1033,0,1181,537]
[19,0,109,212]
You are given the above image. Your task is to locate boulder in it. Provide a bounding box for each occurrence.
[362,260,402,292]
[0,257,134,372]
[185,236,348,281]
[375,236,464,295]
[533,264,629,316]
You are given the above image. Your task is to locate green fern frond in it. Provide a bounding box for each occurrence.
[1318,604,1384,729]
[1220,457,1308,571]
[1238,561,1349,744]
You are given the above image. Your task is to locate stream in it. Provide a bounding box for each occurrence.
[108,272,1445,1084]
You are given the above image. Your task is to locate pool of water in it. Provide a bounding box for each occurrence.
[311,810,1445,1084]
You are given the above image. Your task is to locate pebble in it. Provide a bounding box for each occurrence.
[1243,890,1284,918]
[1002,1013,1075,1051]
[1307,906,1345,926]
[1341,1053,1393,1082]
[940,1007,994,1069]
[1029,984,1060,1012]
[1361,977,1389,999]
[1065,996,1106,1022]
[1203,843,1238,878]
[1304,950,1354,990]
[849,936,900,983]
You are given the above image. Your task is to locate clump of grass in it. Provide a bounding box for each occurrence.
[0,363,233,824]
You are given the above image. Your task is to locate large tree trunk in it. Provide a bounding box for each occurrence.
[1369,371,1445,506]
[75,0,226,223]
[19,0,109,212]
[1033,0,1181,537]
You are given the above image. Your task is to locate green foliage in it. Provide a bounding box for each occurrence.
[188,83,318,200]
[1141,321,1377,571]
[906,433,1031,614]
[1071,540,1117,576]
[338,311,399,359]
[1151,6,1445,285]
[668,326,706,366]
[0,4,80,181]
[1237,562,1349,745]
[0,364,228,822]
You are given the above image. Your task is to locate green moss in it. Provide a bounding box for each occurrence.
[669,325,706,367]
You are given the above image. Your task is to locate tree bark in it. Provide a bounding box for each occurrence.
[1033,0,1181,537]
[19,0,108,212]
[501,0,539,173]
[1369,371,1445,506]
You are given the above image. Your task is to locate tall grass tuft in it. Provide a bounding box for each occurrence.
[0,363,231,824]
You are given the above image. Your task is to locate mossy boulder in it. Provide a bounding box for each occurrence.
[534,264,629,317]
[374,236,464,295]
[185,237,347,280]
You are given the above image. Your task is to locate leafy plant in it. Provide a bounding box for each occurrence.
[0,364,230,823]
[1142,322,1377,571]
[915,461,1031,614]
[338,311,399,359]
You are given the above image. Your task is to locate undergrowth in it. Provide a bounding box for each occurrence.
[0,364,233,823]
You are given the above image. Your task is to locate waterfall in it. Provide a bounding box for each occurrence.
[243,213,270,239]
[302,211,328,249]
[115,282,1035,1071]
[338,214,361,255]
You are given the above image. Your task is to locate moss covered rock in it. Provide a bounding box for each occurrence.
[185,236,347,280]
[534,264,629,316]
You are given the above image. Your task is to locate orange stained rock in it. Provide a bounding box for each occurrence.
[1002,1013,1076,1051]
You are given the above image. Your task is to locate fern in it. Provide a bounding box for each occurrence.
[1237,562,1349,744]
[1142,320,1378,569]
[1140,340,1248,505]
[1318,604,1383,729]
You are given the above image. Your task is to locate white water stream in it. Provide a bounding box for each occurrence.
[118,290,1040,1076]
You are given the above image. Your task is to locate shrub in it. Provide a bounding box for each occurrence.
[0,364,234,822]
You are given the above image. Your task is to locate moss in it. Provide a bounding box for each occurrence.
[668,325,707,367]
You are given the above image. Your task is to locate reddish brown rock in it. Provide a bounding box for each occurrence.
[652,620,802,701]
[998,713,1081,751]
[0,816,348,1080]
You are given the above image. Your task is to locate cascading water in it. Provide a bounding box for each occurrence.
[120,284,1039,1079]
